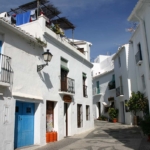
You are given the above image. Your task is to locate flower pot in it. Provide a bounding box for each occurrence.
[113,118,117,123]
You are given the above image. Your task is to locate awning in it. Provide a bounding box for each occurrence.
[82,73,87,78]
[61,65,69,72]
[102,102,112,107]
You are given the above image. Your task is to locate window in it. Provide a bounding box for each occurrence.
[135,43,143,64]
[83,73,87,97]
[86,105,90,120]
[61,57,69,72]
[77,104,82,128]
[61,58,69,92]
[141,75,146,89]
[138,43,142,60]
[118,56,121,67]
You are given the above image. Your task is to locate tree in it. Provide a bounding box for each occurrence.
[126,91,149,125]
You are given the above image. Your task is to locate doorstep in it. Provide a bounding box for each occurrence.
[15,145,41,150]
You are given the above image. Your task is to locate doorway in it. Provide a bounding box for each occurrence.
[64,103,68,137]
[14,101,34,149]
[61,69,68,92]
[46,101,54,131]
[97,102,101,118]
[121,102,125,124]
[77,104,82,128]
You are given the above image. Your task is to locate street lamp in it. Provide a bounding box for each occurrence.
[37,49,53,72]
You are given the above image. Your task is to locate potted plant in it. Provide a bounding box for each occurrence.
[140,115,150,141]
[108,108,119,123]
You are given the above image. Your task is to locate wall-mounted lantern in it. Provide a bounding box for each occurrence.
[37,49,53,72]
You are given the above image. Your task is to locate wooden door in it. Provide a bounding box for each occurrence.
[77,104,82,128]
[61,69,68,91]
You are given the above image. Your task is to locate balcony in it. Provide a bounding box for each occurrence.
[135,50,142,66]
[93,87,102,96]
[116,86,124,97]
[83,85,88,97]
[108,80,115,90]
[59,77,75,95]
[0,54,13,87]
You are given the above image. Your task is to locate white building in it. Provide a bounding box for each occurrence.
[112,44,138,124]
[92,54,116,120]
[128,0,150,110]
[0,3,94,150]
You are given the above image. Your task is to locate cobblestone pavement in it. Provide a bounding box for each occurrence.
[35,120,150,150]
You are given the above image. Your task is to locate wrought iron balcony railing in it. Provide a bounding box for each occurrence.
[60,76,75,94]
[135,50,142,64]
[108,80,116,90]
[116,86,124,97]
[83,85,88,97]
[0,53,13,84]
[93,87,101,95]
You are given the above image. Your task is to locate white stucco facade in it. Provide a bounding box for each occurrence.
[128,0,150,110]
[92,54,116,120]
[0,16,94,150]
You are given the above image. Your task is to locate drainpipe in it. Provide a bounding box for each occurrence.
[134,13,150,79]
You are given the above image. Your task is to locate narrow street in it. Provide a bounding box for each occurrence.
[27,120,150,150]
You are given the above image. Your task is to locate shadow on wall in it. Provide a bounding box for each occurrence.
[0,95,4,100]
[38,72,53,90]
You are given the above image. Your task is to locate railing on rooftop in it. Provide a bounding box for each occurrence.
[0,53,13,84]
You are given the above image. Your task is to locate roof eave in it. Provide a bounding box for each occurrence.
[128,0,145,22]
[0,18,45,48]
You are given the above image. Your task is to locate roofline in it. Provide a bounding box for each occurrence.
[93,69,114,79]
[0,17,44,47]
[112,45,126,60]
[128,0,146,21]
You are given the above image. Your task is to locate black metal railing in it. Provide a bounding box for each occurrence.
[60,76,75,93]
[116,86,124,97]
[108,80,116,90]
[0,53,13,84]
[135,50,142,64]
[83,85,88,97]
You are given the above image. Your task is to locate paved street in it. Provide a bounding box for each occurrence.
[24,120,150,150]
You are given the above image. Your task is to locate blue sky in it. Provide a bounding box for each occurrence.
[0,0,138,61]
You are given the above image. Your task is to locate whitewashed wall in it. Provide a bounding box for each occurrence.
[0,16,94,150]
[93,70,116,119]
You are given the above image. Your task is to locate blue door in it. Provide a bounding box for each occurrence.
[15,101,34,149]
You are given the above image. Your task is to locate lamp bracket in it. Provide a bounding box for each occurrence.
[37,63,48,72]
